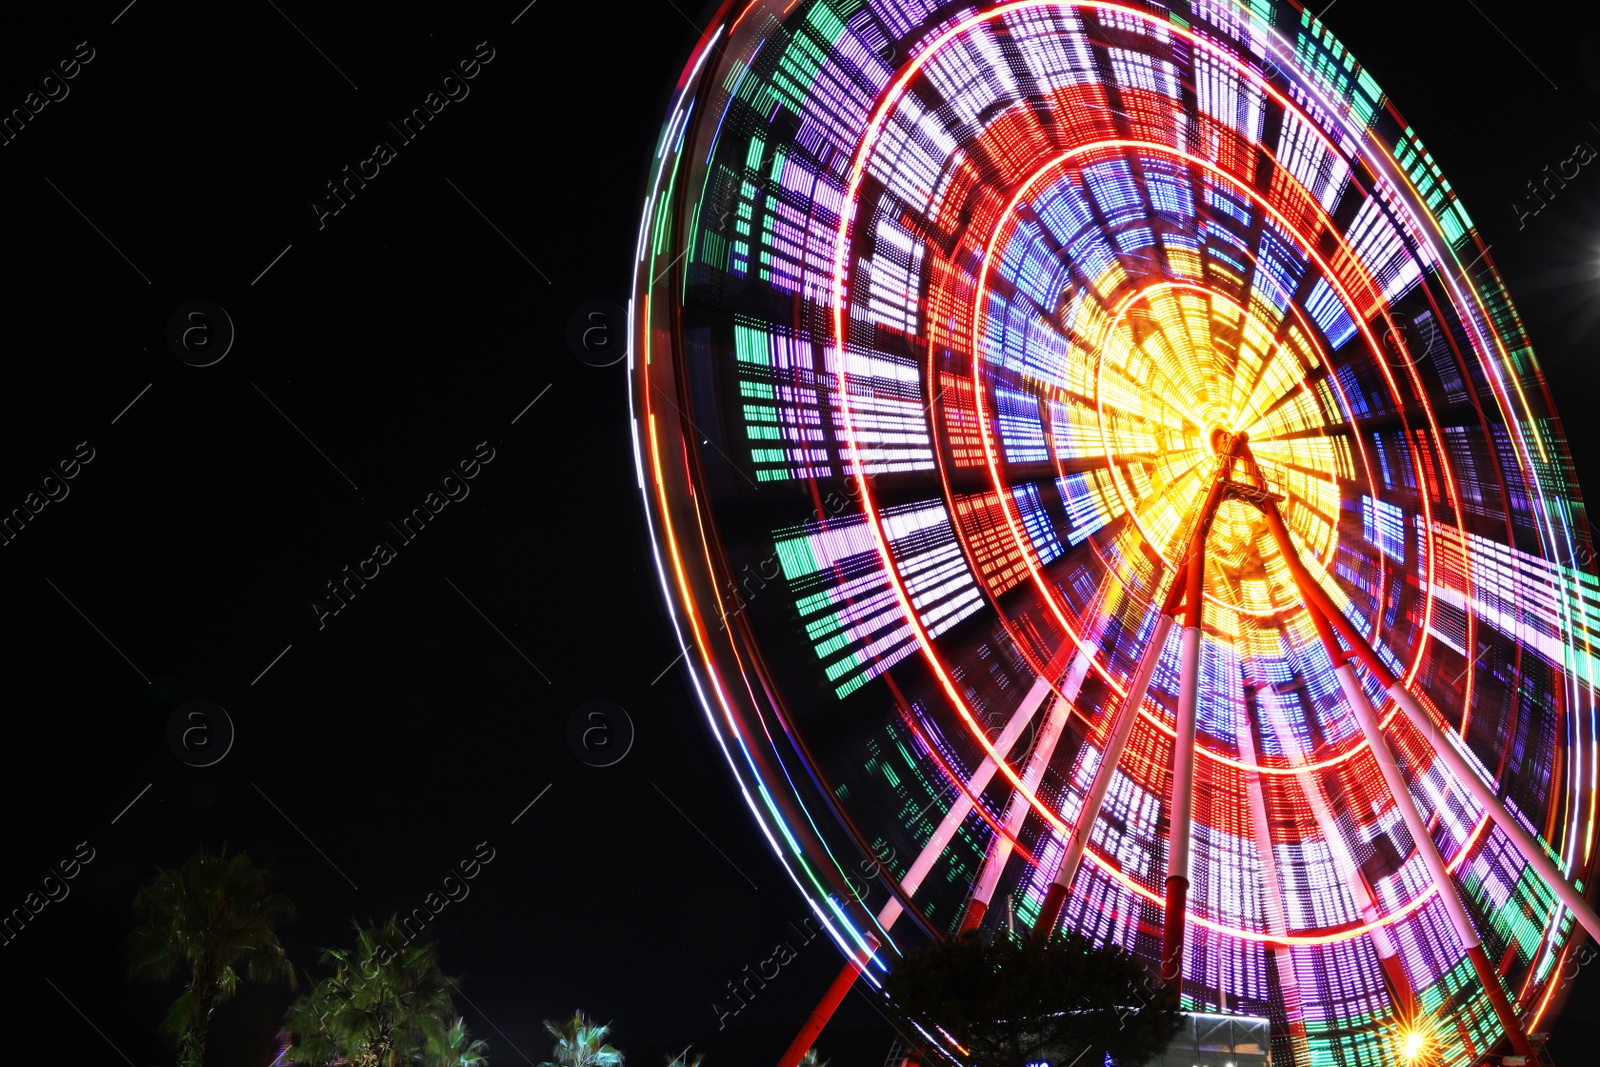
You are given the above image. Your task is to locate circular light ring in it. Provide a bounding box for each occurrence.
[947,144,1383,721]
[629,0,1600,1061]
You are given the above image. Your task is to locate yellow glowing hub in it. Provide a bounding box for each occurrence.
[1062,277,1332,622]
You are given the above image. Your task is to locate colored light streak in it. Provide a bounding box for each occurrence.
[629,0,1600,1061]
[955,136,1427,692]
[851,126,1424,822]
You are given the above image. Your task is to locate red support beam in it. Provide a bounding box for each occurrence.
[1157,432,1243,999]
[782,434,1567,1065]
[1035,612,1175,940]
[1248,460,1532,1058]
[1160,541,1206,997]
[775,941,876,1067]
[1033,451,1233,946]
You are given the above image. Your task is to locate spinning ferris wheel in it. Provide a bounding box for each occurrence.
[629,1,1600,1064]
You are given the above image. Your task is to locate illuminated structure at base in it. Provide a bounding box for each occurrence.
[629,2,1600,1064]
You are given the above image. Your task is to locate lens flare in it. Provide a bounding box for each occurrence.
[1398,1025,1428,1064]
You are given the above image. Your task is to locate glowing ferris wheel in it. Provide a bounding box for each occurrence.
[629,1,1600,1064]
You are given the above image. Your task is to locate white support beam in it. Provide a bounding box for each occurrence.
[1160,619,1203,985]
[1387,681,1600,946]
[1339,666,1531,1056]
[965,648,1092,922]
[875,672,1056,931]
[1236,704,1311,1056]
[1340,669,1480,947]
[1036,613,1176,937]
[1256,685,1413,1017]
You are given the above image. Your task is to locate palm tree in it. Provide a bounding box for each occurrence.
[663,1050,703,1067]
[280,985,343,1067]
[539,1011,624,1067]
[125,850,295,1067]
[281,917,456,1067]
[426,1016,490,1067]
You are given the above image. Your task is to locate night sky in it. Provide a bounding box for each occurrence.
[4,2,1600,1065]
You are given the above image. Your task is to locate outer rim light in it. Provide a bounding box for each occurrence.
[630,0,1600,1052]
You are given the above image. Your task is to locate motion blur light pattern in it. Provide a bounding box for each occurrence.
[629,1,1600,1064]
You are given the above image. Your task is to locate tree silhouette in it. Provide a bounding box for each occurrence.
[125,850,295,1067]
[280,917,457,1067]
[883,928,1180,1067]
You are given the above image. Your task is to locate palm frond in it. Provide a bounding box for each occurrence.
[124,850,296,1054]
[540,1011,624,1066]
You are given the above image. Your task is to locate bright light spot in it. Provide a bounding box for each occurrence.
[1400,1028,1426,1062]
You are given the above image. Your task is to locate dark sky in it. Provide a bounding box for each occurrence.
[3,2,1600,1066]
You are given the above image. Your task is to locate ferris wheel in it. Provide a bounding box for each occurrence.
[629,2,1600,1065]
